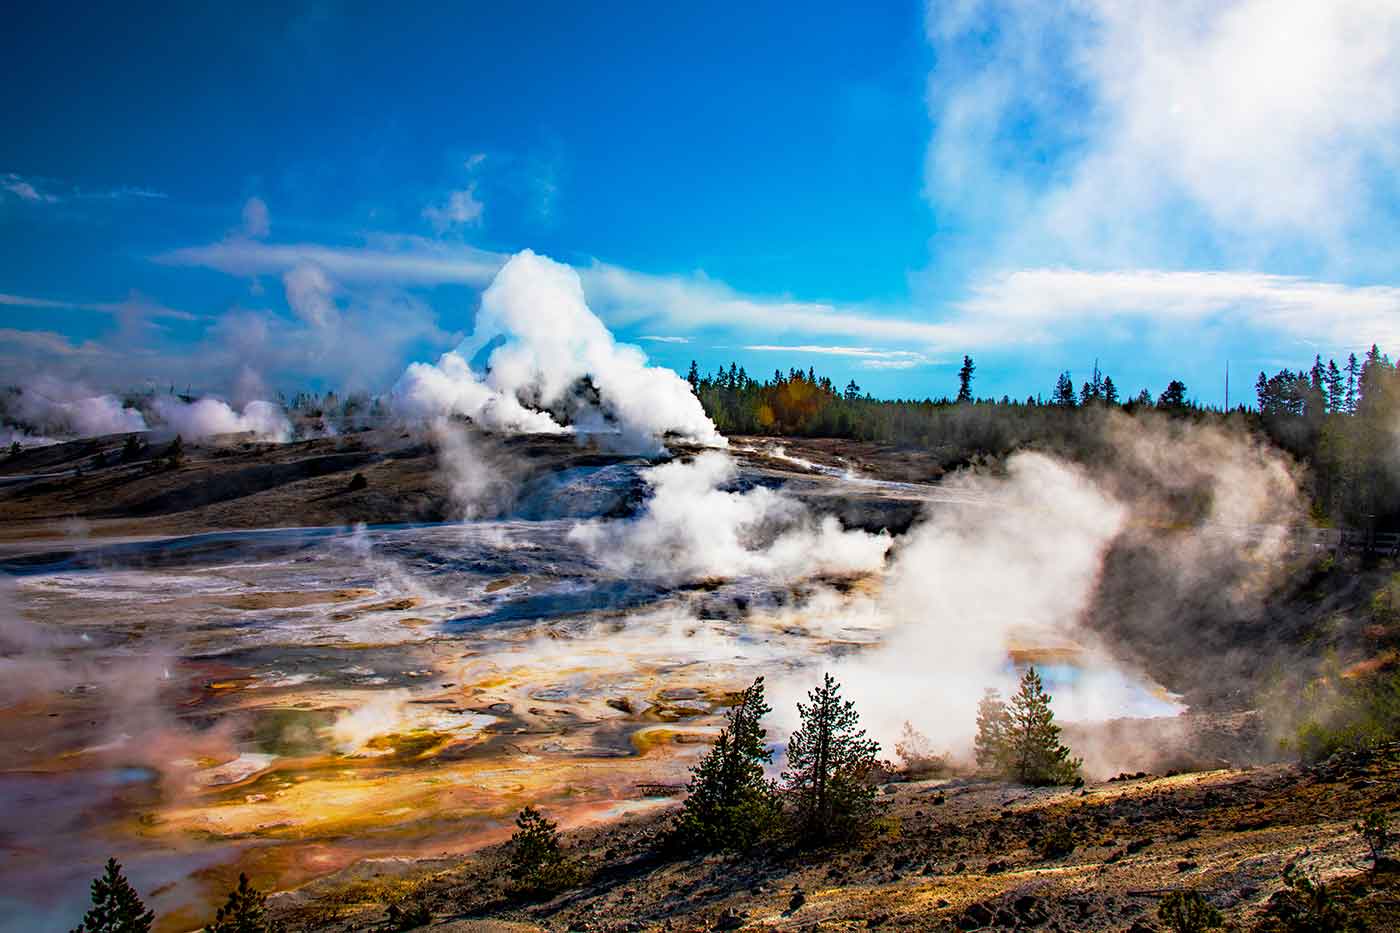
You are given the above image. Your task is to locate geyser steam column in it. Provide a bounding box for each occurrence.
[392,250,725,449]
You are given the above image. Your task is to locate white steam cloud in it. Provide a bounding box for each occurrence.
[763,413,1305,777]
[13,389,147,437]
[153,397,292,443]
[781,453,1132,759]
[394,250,723,449]
[570,450,891,582]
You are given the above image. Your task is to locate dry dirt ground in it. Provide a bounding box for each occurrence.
[271,745,1400,933]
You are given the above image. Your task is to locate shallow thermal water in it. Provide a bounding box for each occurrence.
[0,462,1175,931]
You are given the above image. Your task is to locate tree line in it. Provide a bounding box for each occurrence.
[689,343,1400,529]
[688,355,1186,441]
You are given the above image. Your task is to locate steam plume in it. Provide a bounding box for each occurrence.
[768,414,1305,776]
[394,250,723,449]
[152,396,291,442]
[570,450,891,582]
[11,386,146,437]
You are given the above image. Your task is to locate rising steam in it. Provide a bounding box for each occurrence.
[393,250,724,450]
[569,450,892,583]
[152,396,292,442]
[764,413,1306,777]
[9,385,147,438]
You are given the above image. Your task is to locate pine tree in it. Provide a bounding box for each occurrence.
[1053,372,1077,407]
[782,673,881,843]
[1358,344,1393,417]
[686,360,700,391]
[508,806,576,895]
[205,873,280,933]
[956,356,975,403]
[973,688,1011,775]
[1102,375,1119,406]
[1345,353,1360,413]
[1326,359,1344,413]
[1080,361,1104,405]
[71,858,154,933]
[670,677,781,851]
[1157,380,1188,411]
[1134,388,1152,407]
[1004,668,1081,785]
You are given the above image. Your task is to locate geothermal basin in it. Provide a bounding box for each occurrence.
[0,452,1177,931]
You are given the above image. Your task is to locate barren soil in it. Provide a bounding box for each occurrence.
[272,745,1400,932]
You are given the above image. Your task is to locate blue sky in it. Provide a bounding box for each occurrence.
[3,1,1399,407]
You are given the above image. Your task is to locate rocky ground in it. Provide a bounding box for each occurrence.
[0,430,938,546]
[270,744,1400,933]
[0,429,604,543]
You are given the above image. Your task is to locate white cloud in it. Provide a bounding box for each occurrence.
[744,344,930,365]
[859,358,926,371]
[158,234,1400,362]
[957,268,1400,353]
[638,335,691,344]
[580,261,956,346]
[241,197,270,238]
[282,264,338,329]
[925,0,1400,266]
[157,237,505,286]
[423,185,484,232]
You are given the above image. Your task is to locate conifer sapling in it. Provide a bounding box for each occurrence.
[71,858,154,933]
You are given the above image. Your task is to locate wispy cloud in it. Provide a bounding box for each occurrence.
[580,261,956,346]
[744,344,931,369]
[90,186,167,201]
[241,197,270,238]
[3,174,58,203]
[0,328,126,366]
[0,292,199,321]
[423,184,484,232]
[859,358,926,371]
[638,335,691,344]
[1,173,166,204]
[157,236,506,286]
